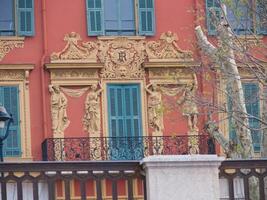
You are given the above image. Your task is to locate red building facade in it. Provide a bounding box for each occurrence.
[0,0,266,161]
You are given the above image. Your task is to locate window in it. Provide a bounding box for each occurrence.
[86,0,155,36]
[0,86,21,157]
[206,0,267,35]
[228,83,261,152]
[0,0,34,36]
[107,84,142,137]
[107,84,143,160]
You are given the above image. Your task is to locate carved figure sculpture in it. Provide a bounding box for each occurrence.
[177,74,199,132]
[49,85,70,136]
[83,82,103,135]
[146,83,164,134]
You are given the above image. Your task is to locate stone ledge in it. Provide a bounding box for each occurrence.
[141,155,225,168]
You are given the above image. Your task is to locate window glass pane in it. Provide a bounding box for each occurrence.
[26,12,32,31]
[95,11,102,31]
[88,0,94,8]
[95,0,101,8]
[147,11,152,31]
[139,0,146,8]
[147,0,153,8]
[0,0,14,35]
[141,11,147,31]
[19,0,25,8]
[20,12,26,32]
[206,0,213,7]
[90,11,96,31]
[26,0,32,8]
[226,0,253,34]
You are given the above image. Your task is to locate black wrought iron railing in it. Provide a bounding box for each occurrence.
[0,161,145,200]
[42,135,216,161]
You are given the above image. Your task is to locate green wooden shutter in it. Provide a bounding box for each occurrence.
[228,83,261,152]
[138,0,155,36]
[86,0,103,36]
[0,86,21,157]
[243,83,261,152]
[206,0,221,35]
[17,0,34,36]
[107,84,142,138]
[256,0,267,35]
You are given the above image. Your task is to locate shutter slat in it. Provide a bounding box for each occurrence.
[17,0,34,36]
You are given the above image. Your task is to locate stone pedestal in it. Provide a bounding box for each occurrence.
[141,155,224,200]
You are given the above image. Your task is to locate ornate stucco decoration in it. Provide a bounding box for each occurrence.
[99,37,146,79]
[49,84,70,137]
[146,31,193,62]
[0,38,24,61]
[83,82,103,136]
[145,83,164,136]
[50,32,98,63]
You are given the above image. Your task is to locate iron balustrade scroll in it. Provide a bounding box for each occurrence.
[219,159,267,200]
[42,135,216,161]
[0,161,146,200]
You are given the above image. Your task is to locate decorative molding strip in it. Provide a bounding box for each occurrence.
[0,64,34,81]
[0,37,24,61]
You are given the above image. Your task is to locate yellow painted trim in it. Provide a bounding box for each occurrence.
[0,36,24,41]
[0,64,34,70]
[102,79,148,137]
[46,63,103,69]
[98,36,145,40]
[1,80,32,160]
[143,61,201,68]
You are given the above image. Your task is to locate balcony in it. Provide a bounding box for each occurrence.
[42,135,216,161]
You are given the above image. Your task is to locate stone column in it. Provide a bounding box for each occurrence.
[141,155,224,200]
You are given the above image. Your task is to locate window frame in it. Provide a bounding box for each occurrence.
[206,0,267,36]
[0,0,35,37]
[227,82,262,152]
[102,80,148,139]
[0,65,33,161]
[86,0,155,36]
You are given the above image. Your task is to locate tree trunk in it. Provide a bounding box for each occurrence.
[195,24,254,158]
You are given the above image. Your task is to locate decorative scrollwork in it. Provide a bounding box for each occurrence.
[99,37,146,79]
[146,31,193,62]
[50,32,98,63]
[0,38,24,61]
